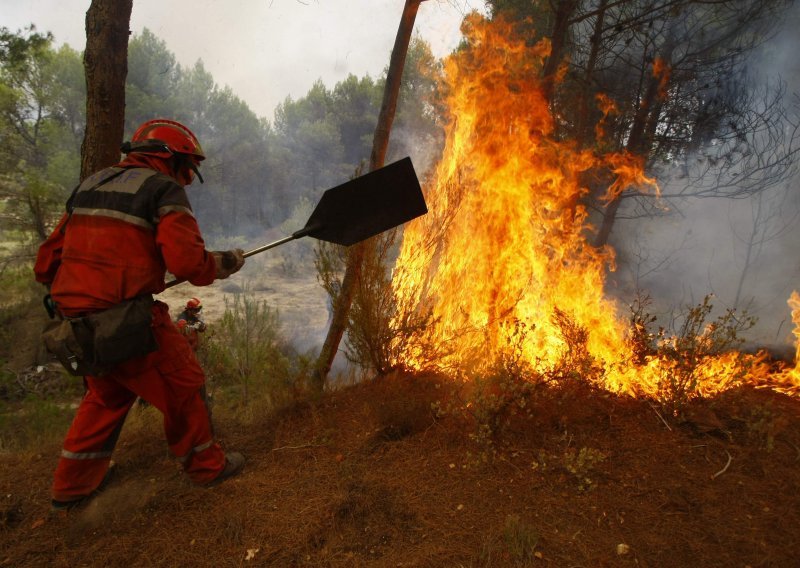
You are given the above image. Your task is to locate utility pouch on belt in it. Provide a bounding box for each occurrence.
[42,295,158,376]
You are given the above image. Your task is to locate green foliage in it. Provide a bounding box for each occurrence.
[745,402,788,452]
[562,446,607,491]
[200,289,296,408]
[0,25,52,68]
[463,320,539,461]
[502,514,539,564]
[478,513,539,567]
[342,232,400,375]
[0,397,74,451]
[315,226,439,377]
[1,24,444,251]
[0,28,81,242]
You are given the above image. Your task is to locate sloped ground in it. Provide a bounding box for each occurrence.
[1,372,799,567]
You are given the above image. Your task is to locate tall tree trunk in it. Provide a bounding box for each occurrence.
[592,73,659,248]
[575,0,607,142]
[593,30,676,249]
[80,0,133,181]
[569,0,607,223]
[312,0,427,390]
[541,0,579,103]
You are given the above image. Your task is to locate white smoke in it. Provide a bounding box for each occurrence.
[608,2,800,356]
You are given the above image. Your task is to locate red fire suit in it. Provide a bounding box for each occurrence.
[35,154,226,501]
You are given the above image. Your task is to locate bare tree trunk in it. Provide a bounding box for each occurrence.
[542,0,579,103]
[575,0,607,141]
[593,72,658,247]
[569,0,608,222]
[593,33,675,248]
[80,0,133,181]
[312,0,427,391]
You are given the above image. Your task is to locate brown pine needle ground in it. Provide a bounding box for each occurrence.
[2,372,800,567]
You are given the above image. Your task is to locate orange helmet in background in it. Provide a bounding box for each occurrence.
[186,297,202,310]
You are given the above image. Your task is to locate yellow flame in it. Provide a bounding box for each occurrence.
[390,15,798,398]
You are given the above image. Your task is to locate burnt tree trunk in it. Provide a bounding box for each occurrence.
[80,0,133,180]
[541,0,579,103]
[593,55,667,248]
[312,0,427,390]
[593,28,676,248]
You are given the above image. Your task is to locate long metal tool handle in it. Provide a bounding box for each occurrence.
[163,225,320,289]
[243,235,296,258]
[242,224,317,258]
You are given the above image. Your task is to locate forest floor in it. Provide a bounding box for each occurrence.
[1,370,800,567]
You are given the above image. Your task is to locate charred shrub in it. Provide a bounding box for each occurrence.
[549,308,605,385]
[630,295,757,415]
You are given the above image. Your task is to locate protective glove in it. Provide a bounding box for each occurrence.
[212,249,245,280]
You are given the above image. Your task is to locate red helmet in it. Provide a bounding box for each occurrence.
[186,297,202,310]
[124,118,205,161]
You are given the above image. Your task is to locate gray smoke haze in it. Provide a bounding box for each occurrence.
[608,2,800,355]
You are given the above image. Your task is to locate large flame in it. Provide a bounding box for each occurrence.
[390,14,799,397]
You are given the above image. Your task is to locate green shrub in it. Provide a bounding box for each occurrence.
[200,289,297,408]
[503,514,539,563]
[464,319,539,461]
[563,446,607,491]
[0,397,75,451]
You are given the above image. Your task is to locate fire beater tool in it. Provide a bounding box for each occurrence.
[166,156,427,289]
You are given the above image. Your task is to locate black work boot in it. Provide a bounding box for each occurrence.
[51,462,117,512]
[205,452,245,487]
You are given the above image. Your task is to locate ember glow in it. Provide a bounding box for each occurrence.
[390,15,800,397]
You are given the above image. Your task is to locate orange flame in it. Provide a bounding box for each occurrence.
[652,57,671,100]
[601,151,659,202]
[771,291,800,395]
[390,15,797,399]
[594,93,617,141]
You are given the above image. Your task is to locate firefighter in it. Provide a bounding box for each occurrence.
[176,297,207,351]
[35,118,246,511]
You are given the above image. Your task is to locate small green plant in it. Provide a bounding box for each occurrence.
[746,402,788,452]
[477,514,539,567]
[0,397,75,451]
[315,229,440,377]
[563,446,607,491]
[503,514,539,564]
[201,288,295,408]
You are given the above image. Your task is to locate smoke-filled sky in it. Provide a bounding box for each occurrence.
[2,0,482,120]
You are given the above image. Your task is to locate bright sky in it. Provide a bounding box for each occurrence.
[2,0,483,121]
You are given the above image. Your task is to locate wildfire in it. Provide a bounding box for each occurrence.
[390,14,800,398]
